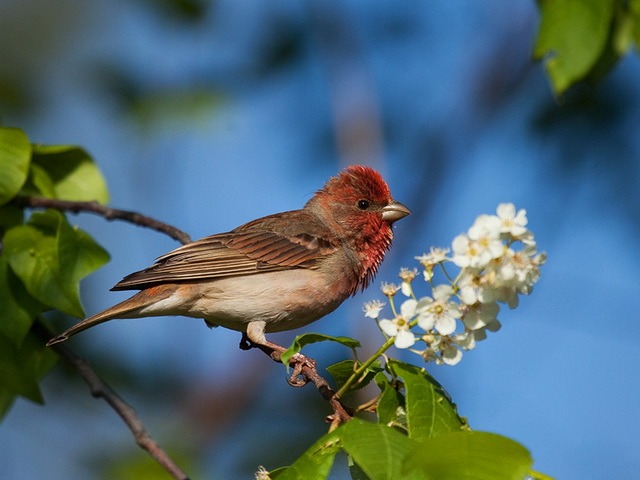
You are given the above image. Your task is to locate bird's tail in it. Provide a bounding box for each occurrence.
[46,284,178,346]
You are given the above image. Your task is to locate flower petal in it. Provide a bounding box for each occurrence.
[379,319,398,337]
[435,315,457,335]
[394,330,416,349]
[441,346,463,365]
[400,298,418,318]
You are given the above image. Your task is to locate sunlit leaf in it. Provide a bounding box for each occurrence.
[31,144,109,203]
[389,360,465,441]
[403,431,532,480]
[340,420,422,480]
[4,210,109,317]
[534,0,615,94]
[0,127,30,205]
[270,429,341,480]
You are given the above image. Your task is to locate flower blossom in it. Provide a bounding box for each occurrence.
[398,268,418,296]
[415,285,461,335]
[363,203,544,366]
[452,215,503,269]
[379,315,416,349]
[496,203,528,238]
[363,300,385,319]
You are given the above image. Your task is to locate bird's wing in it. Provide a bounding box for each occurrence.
[111,228,339,291]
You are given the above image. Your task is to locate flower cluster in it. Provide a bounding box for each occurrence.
[363,203,545,366]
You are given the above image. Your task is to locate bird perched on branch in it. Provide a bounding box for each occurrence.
[47,165,410,351]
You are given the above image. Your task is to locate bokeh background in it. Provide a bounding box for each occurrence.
[2,1,640,478]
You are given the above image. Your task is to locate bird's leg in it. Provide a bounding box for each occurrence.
[243,321,317,387]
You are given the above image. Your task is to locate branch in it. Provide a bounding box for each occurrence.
[13,196,192,245]
[240,337,352,430]
[16,196,193,476]
[49,342,190,480]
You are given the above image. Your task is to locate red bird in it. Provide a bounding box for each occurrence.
[47,166,410,349]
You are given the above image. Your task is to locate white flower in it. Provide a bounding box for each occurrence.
[379,316,416,349]
[461,302,500,330]
[400,298,418,318]
[255,466,271,480]
[381,282,400,297]
[363,300,385,319]
[494,246,545,295]
[473,319,502,342]
[398,268,418,296]
[441,344,463,365]
[415,247,450,268]
[416,247,449,282]
[496,203,528,238]
[453,331,476,350]
[457,270,498,305]
[416,285,461,335]
[452,215,503,269]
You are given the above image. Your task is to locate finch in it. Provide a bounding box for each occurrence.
[46,165,410,349]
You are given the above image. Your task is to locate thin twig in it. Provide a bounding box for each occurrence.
[242,338,352,430]
[13,196,192,245]
[49,342,190,480]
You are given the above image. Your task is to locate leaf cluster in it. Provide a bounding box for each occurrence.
[274,334,538,479]
[535,0,640,94]
[0,126,110,418]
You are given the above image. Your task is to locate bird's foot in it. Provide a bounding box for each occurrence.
[284,352,317,387]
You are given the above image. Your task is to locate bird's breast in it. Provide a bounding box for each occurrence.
[177,268,352,333]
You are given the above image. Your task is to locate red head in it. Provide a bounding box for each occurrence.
[307,165,410,291]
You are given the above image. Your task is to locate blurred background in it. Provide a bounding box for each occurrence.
[1,0,639,478]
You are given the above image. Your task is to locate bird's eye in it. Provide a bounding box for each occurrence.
[357,199,371,210]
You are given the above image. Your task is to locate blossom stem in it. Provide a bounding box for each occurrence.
[439,262,457,287]
[335,336,396,399]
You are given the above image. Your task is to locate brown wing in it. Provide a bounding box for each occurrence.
[111,222,339,291]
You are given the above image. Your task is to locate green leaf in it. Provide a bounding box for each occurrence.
[0,329,58,406]
[389,360,465,441]
[348,458,371,480]
[326,359,382,395]
[403,431,532,480]
[375,372,405,429]
[631,0,640,45]
[4,210,109,317]
[31,144,109,203]
[534,0,615,94]
[281,333,361,365]
[340,420,421,480]
[270,429,341,480]
[0,255,44,345]
[0,127,31,205]
[22,162,57,198]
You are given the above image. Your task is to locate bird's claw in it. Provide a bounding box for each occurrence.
[239,333,252,350]
[285,352,316,387]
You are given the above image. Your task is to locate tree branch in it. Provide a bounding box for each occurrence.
[240,336,352,430]
[13,196,192,245]
[49,342,190,480]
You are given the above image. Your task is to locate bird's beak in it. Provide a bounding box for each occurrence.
[382,201,411,222]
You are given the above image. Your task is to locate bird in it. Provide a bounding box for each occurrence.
[46,165,410,351]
